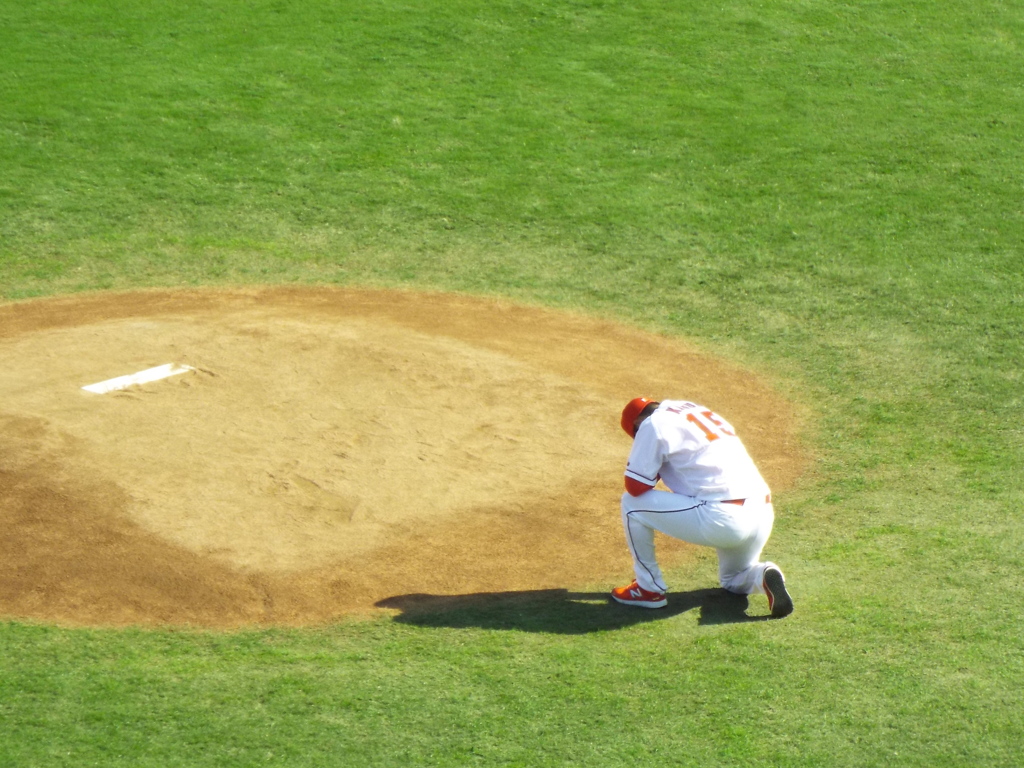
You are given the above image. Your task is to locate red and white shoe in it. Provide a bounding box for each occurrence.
[611,580,668,608]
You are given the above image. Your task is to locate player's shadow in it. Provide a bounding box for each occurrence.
[375,588,769,634]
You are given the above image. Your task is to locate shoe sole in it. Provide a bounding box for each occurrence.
[611,594,667,609]
[763,568,794,618]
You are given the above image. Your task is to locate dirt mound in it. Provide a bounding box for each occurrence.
[0,287,806,628]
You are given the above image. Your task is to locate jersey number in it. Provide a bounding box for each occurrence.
[686,410,736,442]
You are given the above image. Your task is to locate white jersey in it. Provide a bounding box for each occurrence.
[624,400,769,500]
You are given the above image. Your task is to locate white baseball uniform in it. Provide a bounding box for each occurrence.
[621,400,780,595]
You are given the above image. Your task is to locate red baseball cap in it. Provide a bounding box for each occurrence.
[621,397,657,437]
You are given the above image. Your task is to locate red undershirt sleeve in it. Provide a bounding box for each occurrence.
[624,476,655,497]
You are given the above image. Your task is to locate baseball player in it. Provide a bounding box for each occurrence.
[611,397,793,618]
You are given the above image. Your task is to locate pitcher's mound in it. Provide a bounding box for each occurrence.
[0,287,806,628]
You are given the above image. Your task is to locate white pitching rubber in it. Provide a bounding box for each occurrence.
[82,363,195,394]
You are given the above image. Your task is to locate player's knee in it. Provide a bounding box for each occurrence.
[719,566,759,595]
[621,491,647,516]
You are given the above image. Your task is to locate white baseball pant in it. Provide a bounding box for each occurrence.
[621,490,777,595]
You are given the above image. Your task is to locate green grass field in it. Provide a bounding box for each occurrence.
[2,0,1022,765]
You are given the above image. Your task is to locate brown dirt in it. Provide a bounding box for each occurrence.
[0,286,807,629]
